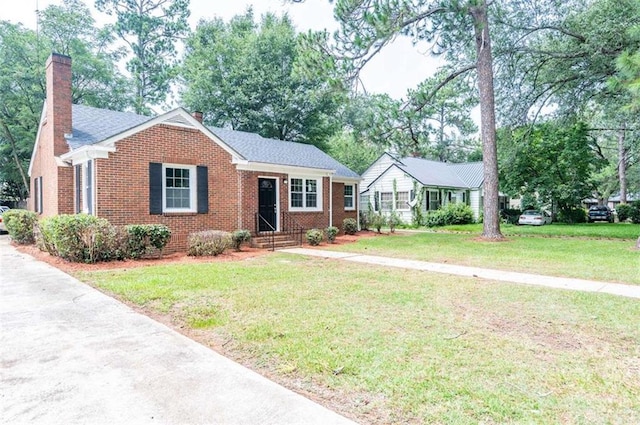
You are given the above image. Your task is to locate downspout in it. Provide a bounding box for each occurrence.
[237,170,243,229]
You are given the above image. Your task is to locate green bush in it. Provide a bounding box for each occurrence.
[500,208,522,225]
[36,214,127,263]
[371,213,386,233]
[387,211,402,233]
[425,203,475,227]
[306,228,324,246]
[358,211,370,231]
[188,230,231,256]
[2,209,37,244]
[231,229,252,251]
[629,201,640,224]
[126,224,171,258]
[616,204,632,222]
[326,226,339,243]
[557,207,586,224]
[343,218,358,235]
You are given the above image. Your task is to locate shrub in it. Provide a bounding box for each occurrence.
[425,203,475,227]
[188,230,231,256]
[36,214,127,263]
[343,218,358,235]
[500,208,522,225]
[370,213,386,233]
[326,226,339,243]
[616,204,632,222]
[231,229,252,251]
[387,211,402,233]
[305,228,324,246]
[358,211,370,231]
[630,201,640,224]
[2,209,37,244]
[126,224,171,258]
[557,207,586,224]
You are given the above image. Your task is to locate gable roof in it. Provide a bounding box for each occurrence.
[209,127,359,179]
[64,105,358,179]
[367,156,483,189]
[68,105,152,149]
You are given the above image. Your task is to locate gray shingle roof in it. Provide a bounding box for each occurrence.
[394,157,483,189]
[67,105,359,179]
[209,127,359,179]
[68,105,152,149]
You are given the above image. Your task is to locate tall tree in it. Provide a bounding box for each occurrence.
[299,0,504,238]
[498,120,603,217]
[0,0,130,201]
[95,0,190,114]
[181,10,343,147]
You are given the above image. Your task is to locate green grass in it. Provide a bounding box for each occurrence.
[335,229,640,285]
[76,255,640,424]
[435,222,640,239]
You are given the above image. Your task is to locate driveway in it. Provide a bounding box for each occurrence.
[0,235,357,425]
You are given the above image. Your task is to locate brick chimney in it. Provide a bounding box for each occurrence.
[45,53,72,156]
[192,111,203,123]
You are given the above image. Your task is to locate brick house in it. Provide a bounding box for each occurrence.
[28,53,360,252]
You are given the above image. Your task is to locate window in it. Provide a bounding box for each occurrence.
[75,165,81,213]
[149,163,208,215]
[34,176,43,214]
[380,192,393,211]
[344,184,355,210]
[428,190,440,211]
[164,165,196,212]
[85,160,94,215]
[289,177,322,211]
[396,191,409,210]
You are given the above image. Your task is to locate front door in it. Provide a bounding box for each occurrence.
[258,178,277,232]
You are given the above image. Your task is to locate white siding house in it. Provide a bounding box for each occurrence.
[360,153,504,223]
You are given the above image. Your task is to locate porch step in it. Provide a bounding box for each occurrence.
[252,234,303,250]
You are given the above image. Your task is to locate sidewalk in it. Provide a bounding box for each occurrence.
[281,248,640,300]
[0,236,357,425]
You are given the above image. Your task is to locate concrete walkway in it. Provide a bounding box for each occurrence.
[281,248,640,300]
[0,236,357,425]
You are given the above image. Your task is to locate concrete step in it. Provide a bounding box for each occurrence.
[252,234,302,249]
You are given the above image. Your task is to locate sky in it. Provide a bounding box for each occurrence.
[2,0,441,99]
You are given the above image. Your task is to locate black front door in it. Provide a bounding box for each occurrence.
[258,178,277,232]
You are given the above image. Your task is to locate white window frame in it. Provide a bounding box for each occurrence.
[380,192,393,212]
[162,164,197,213]
[344,184,355,211]
[289,176,323,212]
[395,191,410,211]
[82,160,95,215]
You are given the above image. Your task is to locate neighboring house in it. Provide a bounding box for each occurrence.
[28,53,360,252]
[360,152,508,222]
[584,193,639,211]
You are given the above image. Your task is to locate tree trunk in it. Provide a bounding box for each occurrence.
[470,2,503,239]
[618,125,627,204]
[1,120,30,199]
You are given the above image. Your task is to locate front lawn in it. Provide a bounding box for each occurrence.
[77,255,640,424]
[337,228,640,285]
[437,222,640,239]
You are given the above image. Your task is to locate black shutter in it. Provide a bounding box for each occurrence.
[197,166,208,214]
[374,191,380,211]
[149,163,163,215]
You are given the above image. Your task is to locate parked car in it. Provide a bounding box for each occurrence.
[0,207,8,232]
[587,205,613,223]
[518,210,552,226]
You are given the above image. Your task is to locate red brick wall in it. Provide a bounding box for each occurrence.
[332,182,358,232]
[29,53,74,217]
[94,124,239,253]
